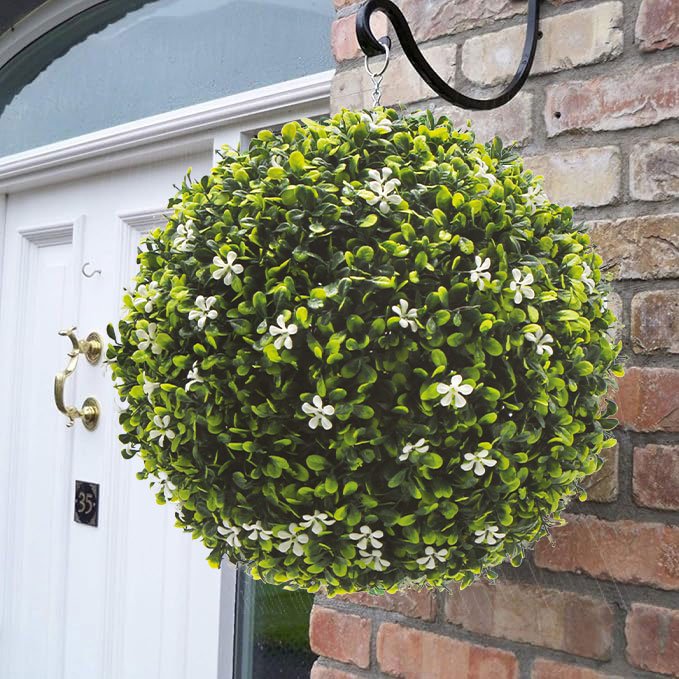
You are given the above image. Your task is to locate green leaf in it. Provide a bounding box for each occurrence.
[431,349,447,367]
[281,121,298,143]
[306,455,327,471]
[289,151,306,173]
[485,338,503,356]
[343,481,359,496]
[353,405,374,419]
[360,214,378,228]
[436,186,453,211]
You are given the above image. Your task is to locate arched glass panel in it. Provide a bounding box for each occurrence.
[0,0,334,156]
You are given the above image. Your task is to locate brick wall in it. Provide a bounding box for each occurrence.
[311,0,679,677]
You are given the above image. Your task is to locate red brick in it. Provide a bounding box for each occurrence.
[398,0,524,42]
[631,290,679,354]
[377,623,519,679]
[545,63,678,136]
[331,12,388,63]
[340,589,436,621]
[625,603,679,675]
[634,445,679,510]
[636,0,679,52]
[434,92,533,146]
[445,580,614,660]
[630,138,679,202]
[615,367,679,432]
[525,146,621,208]
[311,663,362,679]
[462,3,623,87]
[535,514,679,591]
[310,607,371,669]
[583,443,619,503]
[588,214,679,280]
[532,658,623,679]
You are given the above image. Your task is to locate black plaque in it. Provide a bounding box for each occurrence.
[74,481,99,526]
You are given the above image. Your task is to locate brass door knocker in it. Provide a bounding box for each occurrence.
[54,327,102,430]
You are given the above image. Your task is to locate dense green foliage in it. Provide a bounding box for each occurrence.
[108,108,622,595]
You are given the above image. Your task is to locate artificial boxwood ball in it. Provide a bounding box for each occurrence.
[108,108,622,595]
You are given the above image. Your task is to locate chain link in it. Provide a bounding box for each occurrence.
[364,42,390,107]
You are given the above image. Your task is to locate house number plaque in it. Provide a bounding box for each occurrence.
[74,480,99,526]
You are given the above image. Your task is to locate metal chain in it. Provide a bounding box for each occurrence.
[364,41,390,107]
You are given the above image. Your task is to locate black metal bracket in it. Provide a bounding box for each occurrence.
[356,0,542,111]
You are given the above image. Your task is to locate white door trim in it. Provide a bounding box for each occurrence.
[0,69,334,193]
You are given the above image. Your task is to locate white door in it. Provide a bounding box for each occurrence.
[0,146,226,679]
[0,72,331,679]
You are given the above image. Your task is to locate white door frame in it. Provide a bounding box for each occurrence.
[0,0,107,70]
[0,67,333,678]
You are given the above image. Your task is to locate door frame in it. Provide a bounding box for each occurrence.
[0,67,333,678]
[0,0,106,71]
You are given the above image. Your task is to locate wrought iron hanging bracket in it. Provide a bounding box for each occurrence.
[356,0,543,111]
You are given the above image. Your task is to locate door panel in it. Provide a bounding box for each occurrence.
[0,223,78,679]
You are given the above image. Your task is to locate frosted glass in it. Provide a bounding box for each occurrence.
[0,0,334,156]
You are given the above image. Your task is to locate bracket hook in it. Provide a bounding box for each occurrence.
[356,0,542,111]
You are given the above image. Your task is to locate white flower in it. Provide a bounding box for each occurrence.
[173,220,196,252]
[212,251,244,286]
[360,111,393,134]
[300,510,336,535]
[142,374,159,401]
[155,471,177,501]
[122,443,140,458]
[276,524,309,557]
[399,438,429,462]
[136,322,163,355]
[301,395,335,430]
[365,167,402,214]
[461,449,498,476]
[580,262,596,293]
[270,152,286,168]
[524,184,549,212]
[473,157,497,185]
[242,521,273,541]
[474,525,506,545]
[188,295,218,330]
[470,256,492,290]
[391,299,418,332]
[525,326,554,356]
[185,361,204,391]
[269,314,298,350]
[218,521,242,549]
[133,281,160,313]
[349,525,383,551]
[509,268,535,304]
[359,548,390,571]
[149,414,175,447]
[416,546,448,569]
[436,373,474,408]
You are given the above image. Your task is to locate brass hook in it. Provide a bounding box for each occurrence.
[54,327,102,430]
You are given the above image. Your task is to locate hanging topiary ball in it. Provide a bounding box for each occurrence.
[108,108,622,595]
